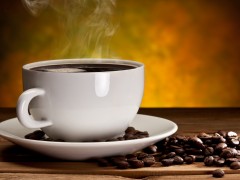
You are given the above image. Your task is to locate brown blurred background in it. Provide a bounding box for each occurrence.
[0,0,240,107]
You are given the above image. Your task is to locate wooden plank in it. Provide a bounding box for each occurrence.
[0,173,240,180]
[0,173,134,180]
[0,161,239,178]
[145,174,240,180]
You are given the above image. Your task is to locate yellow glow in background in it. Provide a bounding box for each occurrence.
[0,0,240,107]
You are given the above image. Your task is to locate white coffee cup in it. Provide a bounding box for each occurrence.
[17,59,144,142]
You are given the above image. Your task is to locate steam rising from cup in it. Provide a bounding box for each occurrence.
[21,0,118,58]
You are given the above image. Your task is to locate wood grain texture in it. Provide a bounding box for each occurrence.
[0,108,240,179]
[0,173,135,180]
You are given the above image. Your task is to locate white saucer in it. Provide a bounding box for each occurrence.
[0,114,177,160]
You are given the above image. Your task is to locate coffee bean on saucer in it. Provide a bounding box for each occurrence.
[230,161,240,170]
[123,134,136,140]
[212,169,225,178]
[136,131,149,138]
[106,138,118,142]
[125,127,136,134]
[117,137,125,141]
[25,130,45,140]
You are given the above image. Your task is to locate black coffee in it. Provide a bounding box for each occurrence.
[30,63,136,73]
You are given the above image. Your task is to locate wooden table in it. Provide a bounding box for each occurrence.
[0,108,240,179]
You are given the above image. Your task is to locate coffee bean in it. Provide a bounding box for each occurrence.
[110,156,127,165]
[227,131,238,139]
[173,156,184,165]
[144,145,157,154]
[106,138,118,141]
[125,127,135,134]
[117,137,125,141]
[176,135,188,143]
[97,158,110,167]
[228,138,239,147]
[197,132,212,139]
[128,159,144,168]
[184,155,196,164]
[174,147,185,155]
[212,169,224,178]
[166,152,176,158]
[137,152,148,160]
[24,133,34,139]
[25,130,45,140]
[123,134,136,140]
[161,158,174,166]
[215,143,227,153]
[213,157,225,167]
[204,156,214,166]
[204,147,214,156]
[115,161,130,169]
[189,137,205,149]
[126,154,137,160]
[225,158,239,166]
[219,136,226,143]
[217,130,227,138]
[212,135,226,144]
[142,157,155,167]
[137,131,149,137]
[220,148,236,158]
[230,161,240,170]
[168,137,178,145]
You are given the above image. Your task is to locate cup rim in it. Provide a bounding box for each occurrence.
[23,58,144,73]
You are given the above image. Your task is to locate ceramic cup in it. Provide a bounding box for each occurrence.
[17,59,144,142]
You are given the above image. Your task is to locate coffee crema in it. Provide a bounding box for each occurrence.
[30,63,136,73]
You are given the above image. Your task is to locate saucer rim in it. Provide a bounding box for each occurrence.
[0,114,178,146]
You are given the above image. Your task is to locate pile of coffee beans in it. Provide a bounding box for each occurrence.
[24,127,149,142]
[95,130,240,178]
[25,129,240,178]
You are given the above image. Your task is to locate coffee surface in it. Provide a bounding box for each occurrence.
[30,63,136,73]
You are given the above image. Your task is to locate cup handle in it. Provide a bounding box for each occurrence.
[17,88,53,128]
